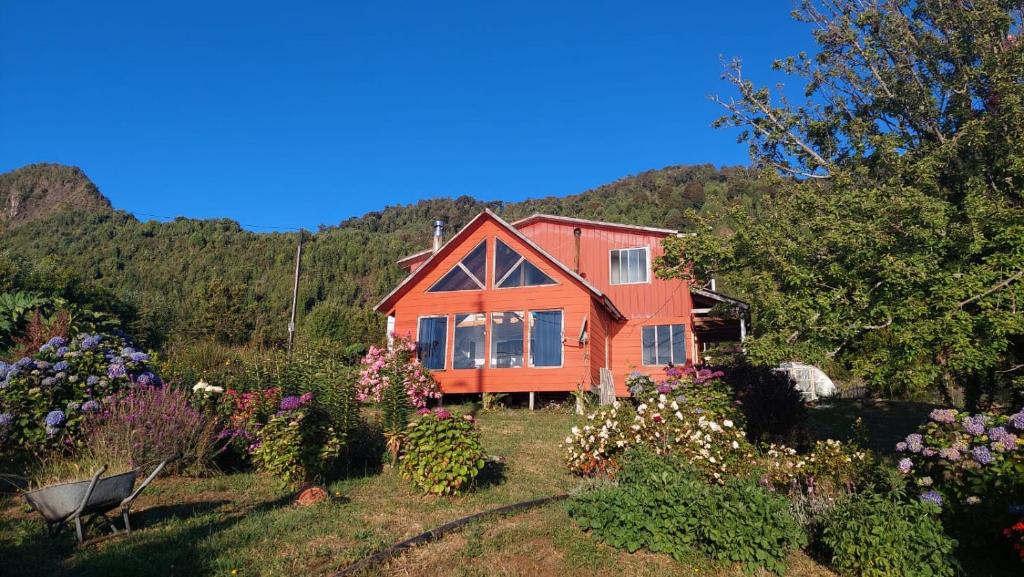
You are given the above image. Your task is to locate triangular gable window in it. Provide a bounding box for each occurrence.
[494,238,556,288]
[428,241,487,292]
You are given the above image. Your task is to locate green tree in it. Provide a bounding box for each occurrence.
[658,0,1024,404]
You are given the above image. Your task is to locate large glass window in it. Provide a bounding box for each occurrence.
[490,311,524,368]
[417,316,448,370]
[494,238,556,288]
[641,324,686,366]
[428,241,487,292]
[529,310,563,367]
[452,313,486,369]
[610,247,649,284]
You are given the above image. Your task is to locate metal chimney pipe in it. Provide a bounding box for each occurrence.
[432,220,445,252]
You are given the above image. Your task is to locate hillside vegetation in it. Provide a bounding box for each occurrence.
[0,163,769,351]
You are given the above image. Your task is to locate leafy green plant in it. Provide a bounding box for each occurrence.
[250,395,344,485]
[697,478,807,575]
[482,392,508,411]
[568,451,805,574]
[821,493,957,577]
[399,409,486,495]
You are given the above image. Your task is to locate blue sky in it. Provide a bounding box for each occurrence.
[0,1,812,231]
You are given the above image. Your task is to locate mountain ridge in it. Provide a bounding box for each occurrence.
[0,162,769,349]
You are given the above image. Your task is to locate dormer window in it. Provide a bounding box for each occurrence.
[610,247,649,285]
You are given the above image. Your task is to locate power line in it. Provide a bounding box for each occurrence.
[129,210,303,232]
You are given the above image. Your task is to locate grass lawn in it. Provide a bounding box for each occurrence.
[1,406,837,577]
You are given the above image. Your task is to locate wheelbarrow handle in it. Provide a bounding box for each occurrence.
[71,465,108,521]
[120,452,181,507]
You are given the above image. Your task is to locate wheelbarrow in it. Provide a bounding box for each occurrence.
[23,453,180,544]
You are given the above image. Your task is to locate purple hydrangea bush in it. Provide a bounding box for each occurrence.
[896,406,1024,510]
[0,333,161,454]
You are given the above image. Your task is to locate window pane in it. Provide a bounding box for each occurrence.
[642,326,656,365]
[462,242,487,285]
[494,239,521,283]
[627,249,640,283]
[497,258,555,288]
[637,248,648,282]
[453,313,486,369]
[522,261,556,286]
[610,250,621,284]
[417,316,447,370]
[490,311,524,368]
[656,325,671,365]
[530,310,562,367]
[671,324,685,365]
[428,266,479,292]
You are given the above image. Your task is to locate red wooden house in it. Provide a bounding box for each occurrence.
[375,209,746,398]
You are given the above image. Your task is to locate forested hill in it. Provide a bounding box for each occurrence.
[0,163,769,350]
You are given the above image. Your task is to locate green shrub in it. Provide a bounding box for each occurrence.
[568,451,806,574]
[399,409,486,495]
[250,396,344,485]
[821,493,957,577]
[698,478,807,574]
[568,452,704,559]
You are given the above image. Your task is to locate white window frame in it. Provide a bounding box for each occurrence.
[492,236,560,290]
[451,312,487,370]
[528,309,564,369]
[416,315,448,371]
[426,240,487,293]
[641,323,686,366]
[609,246,651,285]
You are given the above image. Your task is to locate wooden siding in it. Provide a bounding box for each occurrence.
[386,217,597,394]
[516,220,693,319]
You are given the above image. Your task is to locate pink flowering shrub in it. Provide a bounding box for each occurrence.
[357,335,441,410]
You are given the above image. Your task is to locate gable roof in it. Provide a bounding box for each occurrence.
[375,209,625,320]
[511,213,679,236]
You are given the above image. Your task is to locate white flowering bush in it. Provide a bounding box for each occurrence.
[759,439,871,495]
[564,394,754,482]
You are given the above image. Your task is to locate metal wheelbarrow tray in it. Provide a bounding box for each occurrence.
[23,453,180,544]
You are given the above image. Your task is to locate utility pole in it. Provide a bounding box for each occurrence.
[287,229,304,359]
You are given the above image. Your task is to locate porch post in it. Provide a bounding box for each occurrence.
[529,392,535,411]
[739,317,747,341]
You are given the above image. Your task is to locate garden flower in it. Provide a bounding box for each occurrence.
[1011,411,1024,432]
[417,407,432,416]
[971,445,993,465]
[929,408,957,424]
[86,375,100,386]
[962,415,986,435]
[280,396,303,411]
[904,433,924,453]
[45,410,65,427]
[81,400,101,413]
[0,412,12,427]
[463,414,475,422]
[434,408,451,420]
[56,346,68,356]
[107,363,127,379]
[41,377,56,387]
[129,352,150,362]
[898,457,914,473]
[80,335,102,350]
[920,490,943,506]
[938,447,961,461]
[53,361,70,372]
[299,392,314,404]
